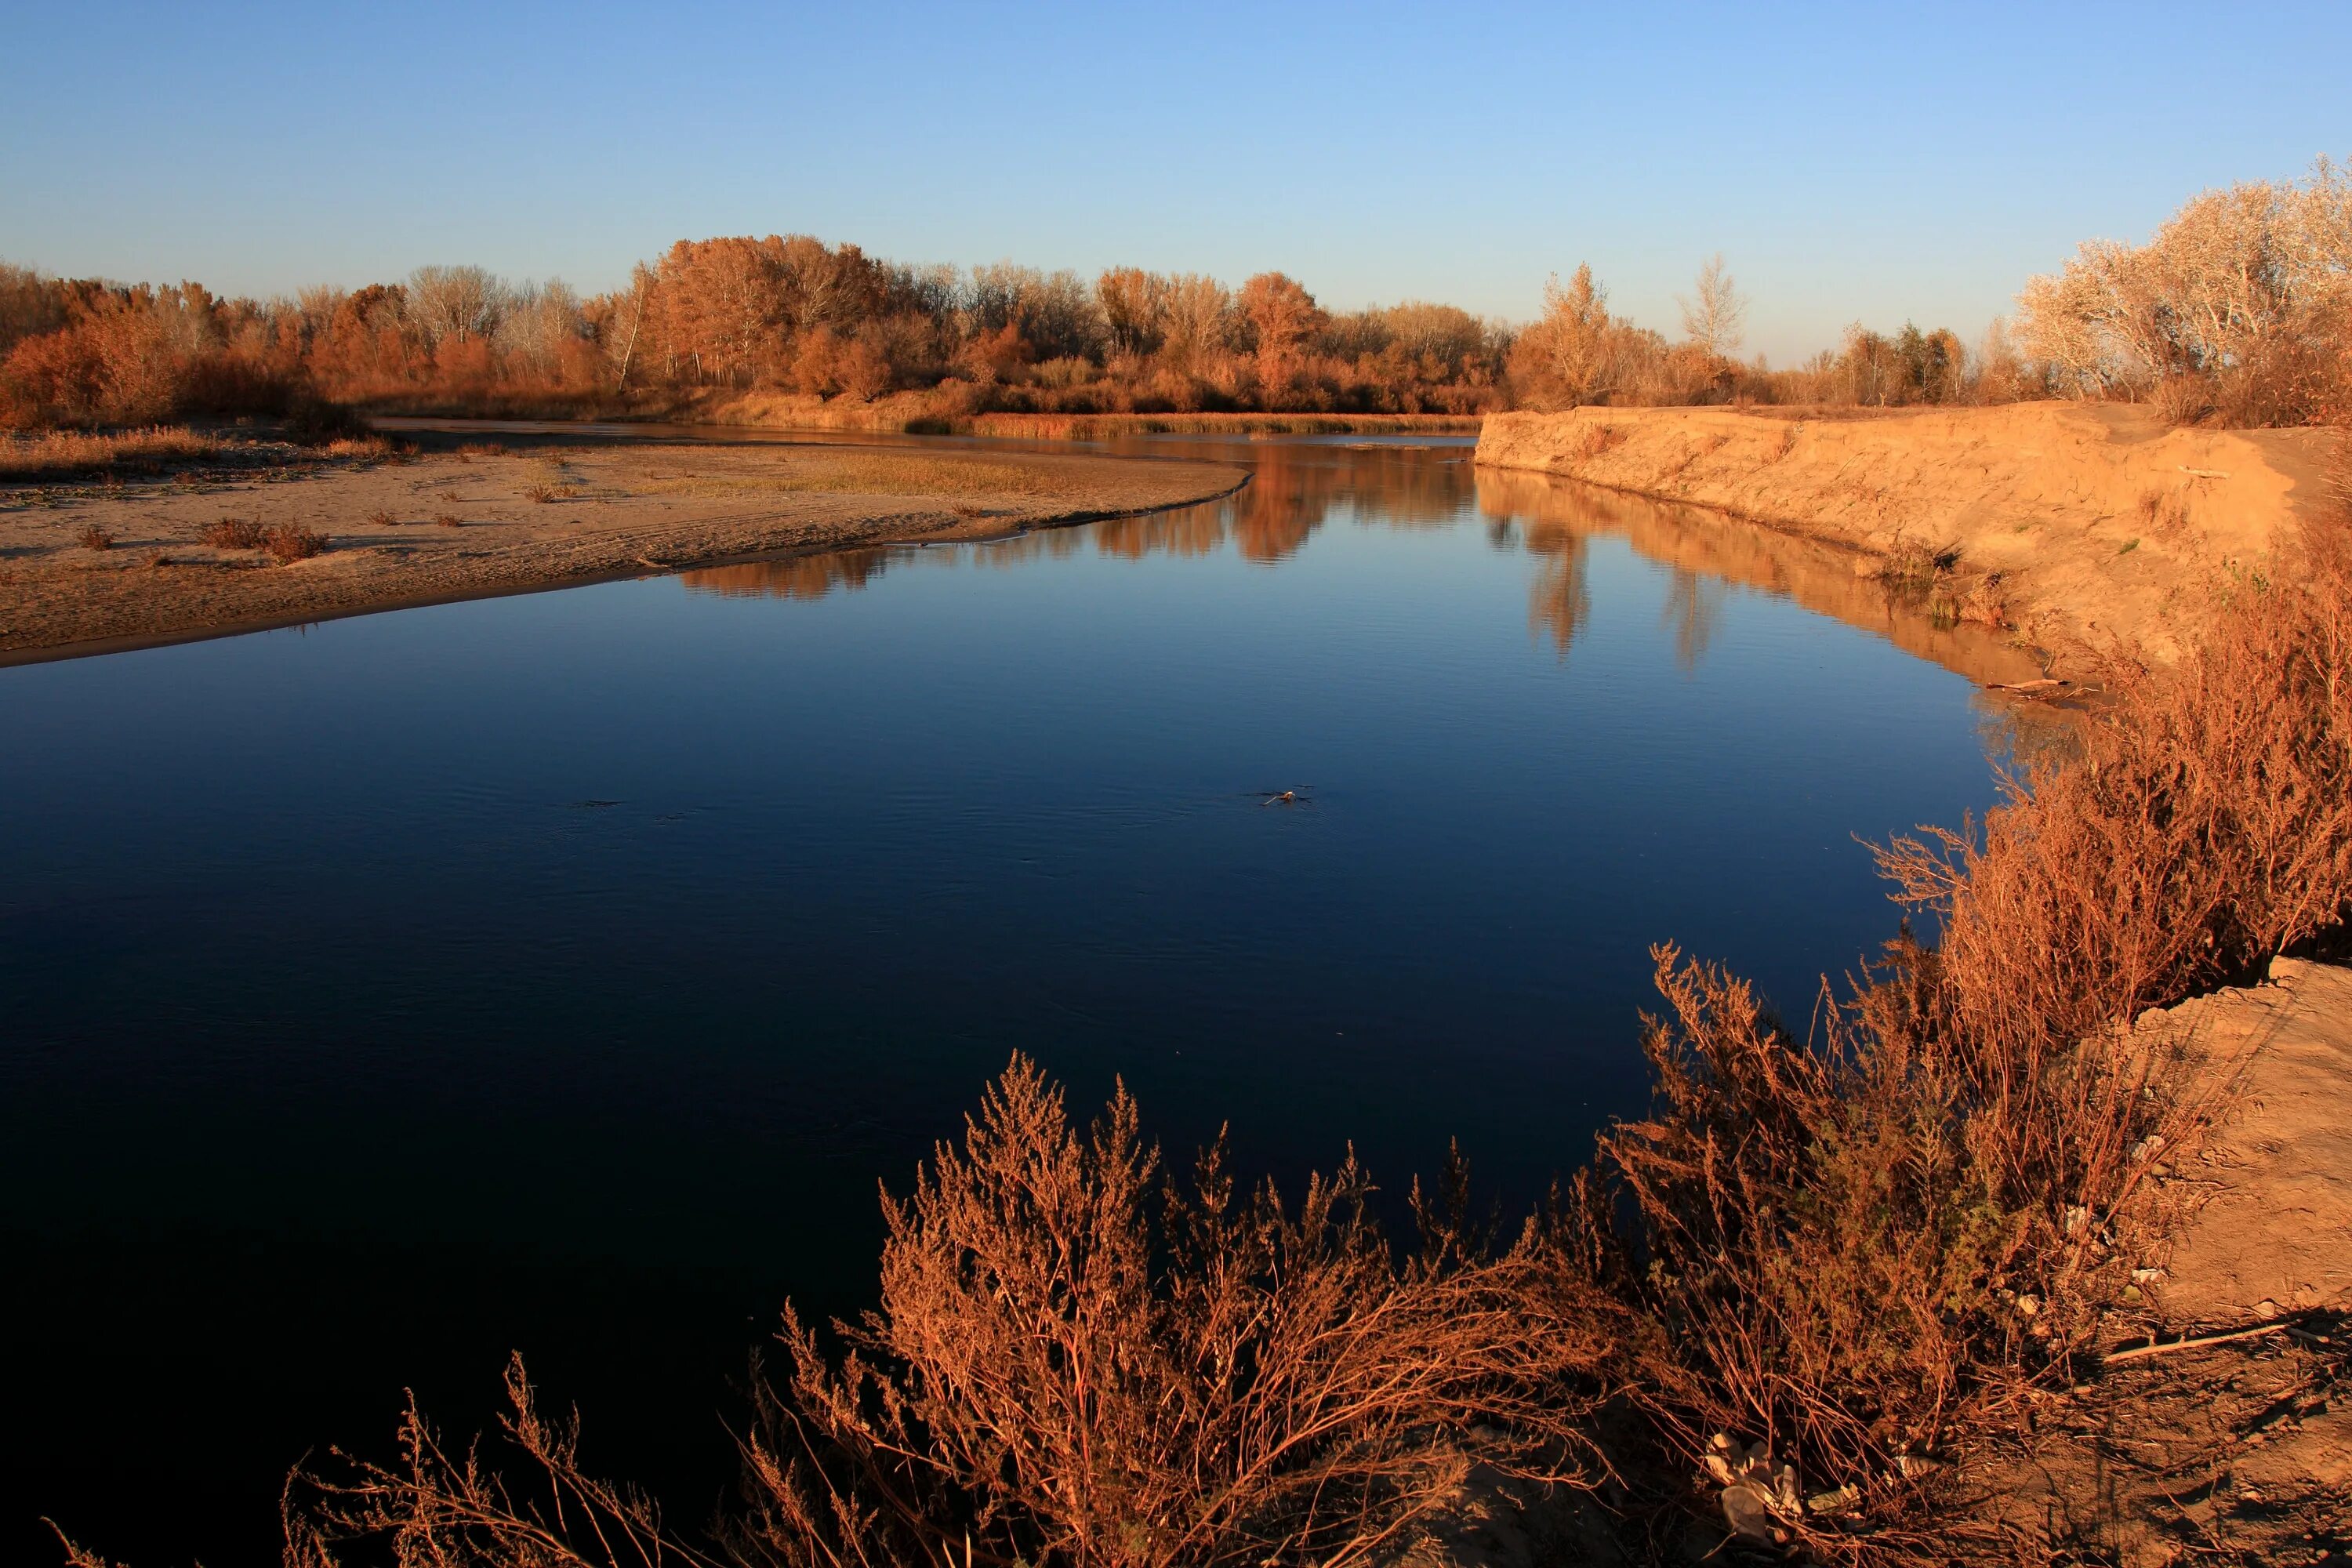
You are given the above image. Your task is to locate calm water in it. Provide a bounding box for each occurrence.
[0,434,2026,1563]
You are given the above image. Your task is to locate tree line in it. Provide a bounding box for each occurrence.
[4,158,2343,432]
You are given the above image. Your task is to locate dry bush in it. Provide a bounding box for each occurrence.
[74,522,114,550]
[740,1056,1621,1568]
[270,1061,1619,1568]
[366,508,397,527]
[434,512,463,528]
[263,523,328,563]
[457,441,506,458]
[282,1354,710,1568]
[203,515,266,550]
[522,481,566,503]
[1573,520,2352,1556]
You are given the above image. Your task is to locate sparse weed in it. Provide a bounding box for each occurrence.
[203,515,266,550]
[263,524,328,562]
[75,522,115,550]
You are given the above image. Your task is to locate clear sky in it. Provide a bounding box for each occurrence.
[3,1,2343,363]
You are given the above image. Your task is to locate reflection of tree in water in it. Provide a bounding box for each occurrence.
[1659,568,1726,670]
[1525,533,1592,658]
[680,549,895,600]
[680,441,1492,593]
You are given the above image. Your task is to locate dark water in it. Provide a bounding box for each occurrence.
[0,434,2026,1563]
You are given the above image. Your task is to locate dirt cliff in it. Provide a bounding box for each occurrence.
[1476,403,2342,673]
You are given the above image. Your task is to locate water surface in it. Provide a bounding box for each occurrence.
[0,434,2027,1563]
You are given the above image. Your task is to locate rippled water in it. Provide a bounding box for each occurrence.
[0,432,2032,1562]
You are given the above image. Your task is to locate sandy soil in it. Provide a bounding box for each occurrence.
[1949,959,2352,1565]
[1476,403,2345,674]
[0,433,1245,662]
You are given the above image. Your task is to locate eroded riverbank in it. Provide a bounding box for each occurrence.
[1477,402,2343,673]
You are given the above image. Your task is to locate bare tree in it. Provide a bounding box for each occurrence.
[405,265,509,350]
[1676,253,1748,358]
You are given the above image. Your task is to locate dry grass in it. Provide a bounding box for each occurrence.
[74,522,114,550]
[643,453,1076,501]
[434,512,463,528]
[0,426,223,481]
[366,509,396,527]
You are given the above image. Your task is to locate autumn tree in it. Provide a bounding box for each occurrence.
[2016,157,2352,423]
[1236,270,1327,394]
[1507,265,1621,408]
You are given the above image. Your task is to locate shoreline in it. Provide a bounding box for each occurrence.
[1475,401,2344,677]
[0,433,1248,666]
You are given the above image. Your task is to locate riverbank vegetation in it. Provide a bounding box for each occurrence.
[6,159,2341,442]
[82,490,2340,1566]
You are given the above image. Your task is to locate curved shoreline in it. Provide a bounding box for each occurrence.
[0,434,1249,666]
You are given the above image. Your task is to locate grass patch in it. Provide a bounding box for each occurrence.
[74,522,115,551]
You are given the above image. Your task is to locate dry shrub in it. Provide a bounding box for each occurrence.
[740,1057,1620,1568]
[278,1062,1621,1568]
[1575,520,2352,1555]
[282,1354,704,1568]
[457,441,506,458]
[204,515,266,550]
[522,481,565,503]
[434,512,463,528]
[366,509,397,527]
[263,523,328,563]
[75,522,114,550]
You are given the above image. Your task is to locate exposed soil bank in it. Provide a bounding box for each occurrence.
[1955,957,2352,1563]
[0,434,1245,663]
[1476,403,2343,673]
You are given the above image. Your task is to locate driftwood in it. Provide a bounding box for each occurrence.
[2102,1320,2290,1365]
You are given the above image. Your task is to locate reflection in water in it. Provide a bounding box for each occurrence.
[1661,569,1726,671]
[683,439,1484,597]
[1474,466,2045,686]
[681,438,2039,694]
[1526,534,1592,657]
[684,550,897,600]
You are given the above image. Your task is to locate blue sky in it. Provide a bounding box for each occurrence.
[2,1,2343,362]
